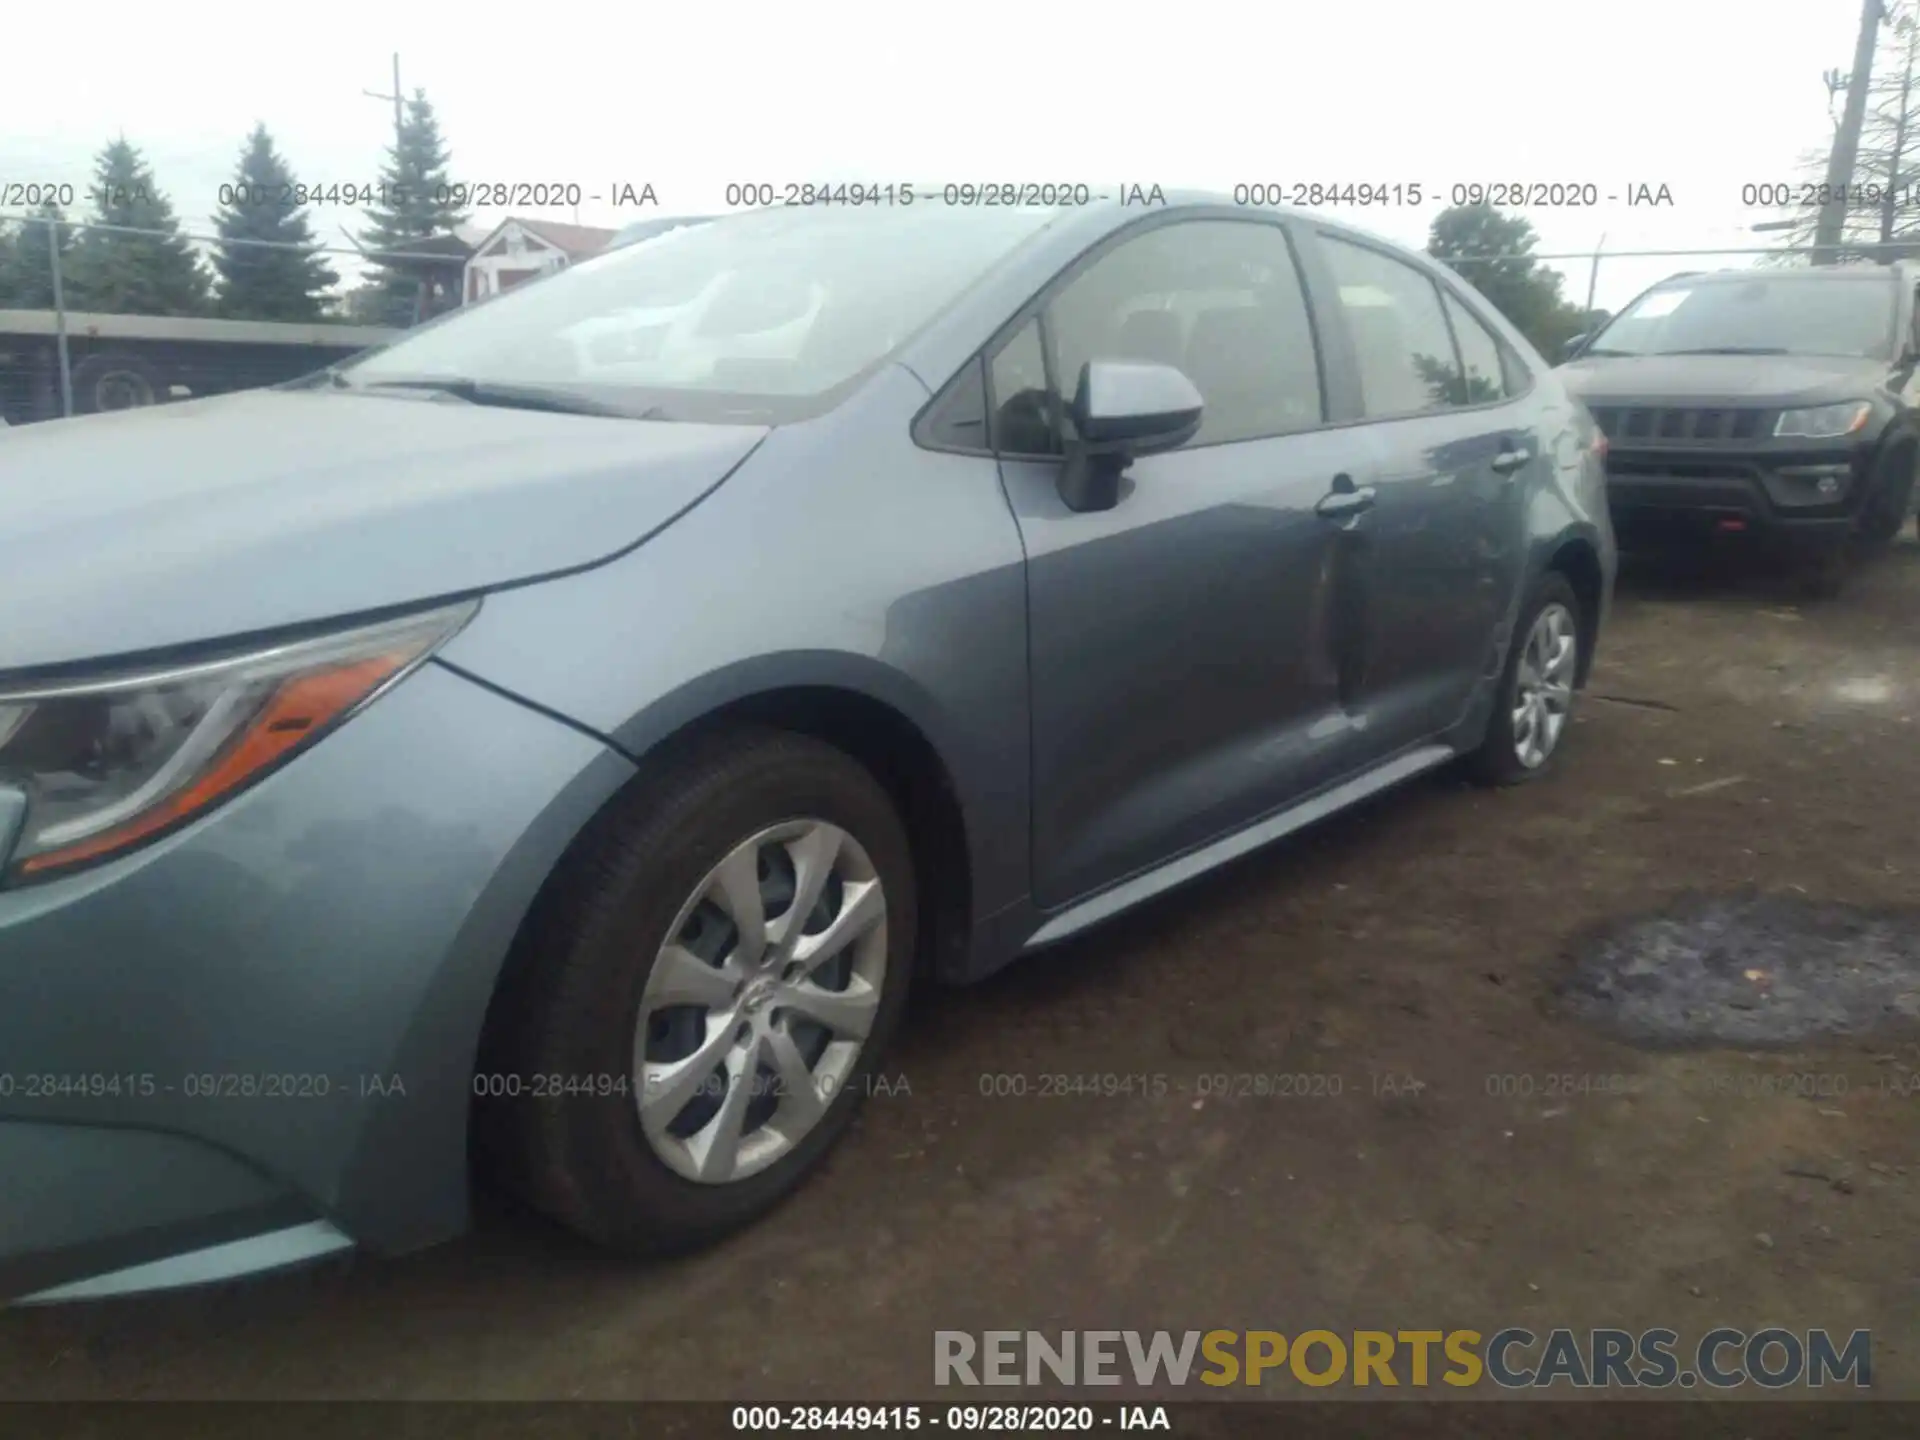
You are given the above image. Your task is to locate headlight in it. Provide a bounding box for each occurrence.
[1774,402,1872,439]
[0,600,477,883]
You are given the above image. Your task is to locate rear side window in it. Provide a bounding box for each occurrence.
[1320,235,1466,418]
[1439,289,1510,404]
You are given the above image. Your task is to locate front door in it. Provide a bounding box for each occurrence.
[990,217,1371,911]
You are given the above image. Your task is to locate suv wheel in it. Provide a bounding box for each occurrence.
[1859,441,1917,548]
[1468,572,1583,787]
[1796,541,1850,600]
[480,728,916,1255]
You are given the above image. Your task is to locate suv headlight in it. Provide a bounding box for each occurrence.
[0,600,477,883]
[1774,402,1872,439]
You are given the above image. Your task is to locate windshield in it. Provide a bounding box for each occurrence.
[1588,274,1896,360]
[339,206,1064,423]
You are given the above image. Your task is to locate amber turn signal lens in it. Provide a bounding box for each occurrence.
[17,653,409,875]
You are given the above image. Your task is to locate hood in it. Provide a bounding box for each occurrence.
[0,388,767,673]
[1557,352,1889,408]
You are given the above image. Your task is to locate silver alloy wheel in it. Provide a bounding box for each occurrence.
[634,819,888,1184]
[1512,602,1577,770]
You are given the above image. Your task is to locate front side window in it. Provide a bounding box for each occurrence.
[989,318,1056,456]
[1040,219,1325,449]
[1589,275,1897,360]
[341,205,1064,424]
[1320,235,1467,418]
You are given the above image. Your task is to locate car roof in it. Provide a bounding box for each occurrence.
[1663,265,1901,284]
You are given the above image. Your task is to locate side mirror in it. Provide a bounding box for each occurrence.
[1560,333,1591,363]
[1058,360,1204,513]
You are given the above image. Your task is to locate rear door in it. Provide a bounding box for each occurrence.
[1302,230,1533,759]
[989,215,1373,910]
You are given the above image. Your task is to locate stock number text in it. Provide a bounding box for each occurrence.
[1235,182,1422,207]
[218,182,402,208]
[725,182,917,208]
[1742,181,1920,211]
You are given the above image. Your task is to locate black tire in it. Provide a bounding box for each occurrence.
[1795,542,1850,600]
[1467,571,1583,788]
[70,351,164,414]
[1859,441,1916,548]
[478,727,917,1256]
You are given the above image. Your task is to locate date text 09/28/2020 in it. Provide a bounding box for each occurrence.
[729,1404,1168,1432]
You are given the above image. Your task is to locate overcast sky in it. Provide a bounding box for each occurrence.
[2,0,1860,312]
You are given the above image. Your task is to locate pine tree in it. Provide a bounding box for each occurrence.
[0,202,75,309]
[357,91,469,325]
[211,124,339,321]
[64,138,211,316]
[1427,203,1586,359]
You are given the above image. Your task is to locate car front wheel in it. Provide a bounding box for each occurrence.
[480,727,916,1255]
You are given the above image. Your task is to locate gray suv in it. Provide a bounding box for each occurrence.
[0,196,1612,1303]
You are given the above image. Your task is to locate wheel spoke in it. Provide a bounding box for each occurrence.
[645,943,739,1010]
[1538,679,1573,713]
[639,1014,735,1133]
[779,974,880,1039]
[1544,633,1576,683]
[791,878,885,977]
[765,1026,829,1135]
[774,823,845,955]
[685,1044,758,1182]
[709,846,768,967]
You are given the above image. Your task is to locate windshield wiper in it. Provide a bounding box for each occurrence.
[345,375,638,418]
[1658,347,1791,356]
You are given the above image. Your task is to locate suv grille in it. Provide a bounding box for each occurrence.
[1588,405,1771,445]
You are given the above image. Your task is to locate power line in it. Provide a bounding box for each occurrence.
[7,211,1896,270]
[0,212,462,264]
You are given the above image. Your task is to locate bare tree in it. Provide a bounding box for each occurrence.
[1767,3,1920,265]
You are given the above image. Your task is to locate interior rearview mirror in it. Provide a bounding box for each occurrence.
[1058,360,1204,513]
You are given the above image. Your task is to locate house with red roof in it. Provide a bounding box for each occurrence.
[463,218,618,304]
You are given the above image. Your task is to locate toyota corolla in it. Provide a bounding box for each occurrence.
[0,196,1612,1303]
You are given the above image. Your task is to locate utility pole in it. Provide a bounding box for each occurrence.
[1816,0,1888,264]
[362,53,425,324]
[363,53,404,158]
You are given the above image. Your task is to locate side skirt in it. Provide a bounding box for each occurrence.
[1018,742,1457,953]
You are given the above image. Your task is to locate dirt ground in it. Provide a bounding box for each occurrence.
[6,541,1920,1404]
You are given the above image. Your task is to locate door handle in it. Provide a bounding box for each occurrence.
[1490,444,1533,475]
[1315,484,1377,519]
